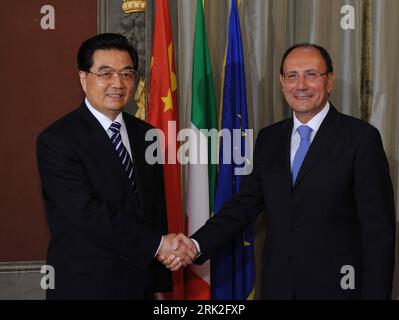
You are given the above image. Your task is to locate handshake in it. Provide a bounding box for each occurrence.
[157,233,198,271]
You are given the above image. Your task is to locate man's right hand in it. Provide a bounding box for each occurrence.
[157,233,198,271]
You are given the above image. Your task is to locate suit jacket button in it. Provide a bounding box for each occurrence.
[288,256,293,261]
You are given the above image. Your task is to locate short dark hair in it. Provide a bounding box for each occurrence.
[77,33,138,72]
[279,43,333,75]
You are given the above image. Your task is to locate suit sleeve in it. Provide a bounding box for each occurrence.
[353,127,396,299]
[192,129,266,264]
[36,129,163,269]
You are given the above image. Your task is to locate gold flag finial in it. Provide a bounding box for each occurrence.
[134,78,146,120]
[122,0,146,13]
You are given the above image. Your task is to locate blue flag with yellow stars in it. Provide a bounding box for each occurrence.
[212,0,255,300]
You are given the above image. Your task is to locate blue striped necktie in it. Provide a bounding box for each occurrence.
[292,125,313,184]
[108,121,137,194]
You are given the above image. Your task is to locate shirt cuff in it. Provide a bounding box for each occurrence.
[154,235,164,257]
[190,238,201,257]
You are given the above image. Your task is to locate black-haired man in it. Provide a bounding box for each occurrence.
[37,33,195,299]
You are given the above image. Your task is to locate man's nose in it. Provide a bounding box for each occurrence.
[295,75,307,89]
[110,74,124,87]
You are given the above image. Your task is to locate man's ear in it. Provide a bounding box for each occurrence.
[327,72,335,93]
[279,74,284,86]
[280,74,286,94]
[79,71,88,93]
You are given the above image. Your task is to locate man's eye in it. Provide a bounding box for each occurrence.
[306,72,317,78]
[287,73,297,79]
[99,72,112,77]
[121,72,133,78]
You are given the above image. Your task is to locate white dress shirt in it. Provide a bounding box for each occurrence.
[290,102,330,168]
[85,98,133,159]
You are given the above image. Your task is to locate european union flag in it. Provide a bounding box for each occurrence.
[212,0,255,300]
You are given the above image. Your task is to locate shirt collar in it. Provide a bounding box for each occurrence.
[292,101,330,134]
[85,97,124,131]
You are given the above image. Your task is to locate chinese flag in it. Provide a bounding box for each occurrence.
[147,0,184,300]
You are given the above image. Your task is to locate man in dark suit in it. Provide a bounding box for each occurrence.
[36,33,195,299]
[167,44,396,299]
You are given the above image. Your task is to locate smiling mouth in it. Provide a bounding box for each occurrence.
[294,95,312,100]
[106,93,125,99]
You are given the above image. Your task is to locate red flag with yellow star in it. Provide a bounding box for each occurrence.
[147,0,184,300]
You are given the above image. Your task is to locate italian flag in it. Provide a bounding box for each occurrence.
[185,0,218,300]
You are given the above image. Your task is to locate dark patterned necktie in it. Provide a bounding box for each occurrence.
[108,121,137,194]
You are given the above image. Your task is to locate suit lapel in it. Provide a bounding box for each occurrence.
[77,104,136,193]
[293,105,341,188]
[281,119,294,191]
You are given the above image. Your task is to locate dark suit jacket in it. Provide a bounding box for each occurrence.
[36,102,171,299]
[192,105,396,300]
